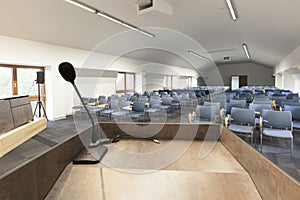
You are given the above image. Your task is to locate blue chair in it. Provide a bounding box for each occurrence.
[127,102,146,122]
[284,105,300,130]
[111,100,131,121]
[260,109,293,156]
[192,105,217,124]
[227,107,255,144]
[249,103,272,125]
[100,99,119,120]
[229,99,246,108]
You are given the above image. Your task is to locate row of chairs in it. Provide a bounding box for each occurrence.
[188,100,299,157]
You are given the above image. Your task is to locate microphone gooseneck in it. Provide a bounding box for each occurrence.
[58,62,100,147]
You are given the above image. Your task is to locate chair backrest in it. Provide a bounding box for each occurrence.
[88,98,97,103]
[195,105,217,121]
[239,93,252,103]
[272,96,287,105]
[230,107,255,125]
[225,102,245,115]
[129,95,137,102]
[283,105,300,120]
[99,98,107,105]
[111,94,119,99]
[98,95,106,100]
[253,95,269,101]
[150,99,161,107]
[110,99,119,110]
[120,101,131,109]
[252,100,272,105]
[261,109,292,128]
[229,99,246,108]
[162,96,172,105]
[203,102,220,115]
[281,101,300,108]
[132,102,145,113]
[138,96,147,103]
[249,103,272,117]
[181,93,189,100]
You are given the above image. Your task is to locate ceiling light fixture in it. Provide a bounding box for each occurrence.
[225,0,237,21]
[65,0,155,38]
[188,51,212,62]
[242,43,251,59]
[65,0,95,13]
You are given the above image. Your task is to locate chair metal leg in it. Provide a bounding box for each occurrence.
[260,134,263,152]
[291,137,293,158]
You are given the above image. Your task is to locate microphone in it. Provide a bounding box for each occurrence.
[58,62,107,164]
[59,62,99,146]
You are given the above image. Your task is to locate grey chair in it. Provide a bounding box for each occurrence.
[127,102,146,121]
[138,96,147,103]
[284,105,300,129]
[229,99,247,108]
[249,103,272,125]
[204,101,221,122]
[252,100,272,106]
[100,98,119,120]
[192,105,217,124]
[146,99,162,122]
[111,100,131,121]
[161,96,173,113]
[260,109,293,156]
[227,107,255,144]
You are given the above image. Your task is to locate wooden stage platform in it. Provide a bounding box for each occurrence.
[46,141,261,200]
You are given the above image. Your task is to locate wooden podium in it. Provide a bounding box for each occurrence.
[0,95,46,157]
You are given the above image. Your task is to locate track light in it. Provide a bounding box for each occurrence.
[65,0,155,38]
[242,43,250,59]
[188,51,212,62]
[65,0,95,13]
[225,0,237,21]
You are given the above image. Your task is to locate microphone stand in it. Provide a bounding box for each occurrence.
[73,84,100,147]
[72,83,108,164]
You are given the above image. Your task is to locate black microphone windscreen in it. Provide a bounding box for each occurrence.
[58,62,76,84]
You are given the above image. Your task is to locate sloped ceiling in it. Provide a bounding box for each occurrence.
[0,0,300,69]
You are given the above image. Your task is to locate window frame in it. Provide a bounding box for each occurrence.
[116,72,136,94]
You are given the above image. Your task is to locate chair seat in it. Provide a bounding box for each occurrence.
[101,109,114,114]
[145,108,160,113]
[262,128,293,139]
[112,110,128,117]
[228,124,254,134]
[127,113,143,119]
[293,121,300,129]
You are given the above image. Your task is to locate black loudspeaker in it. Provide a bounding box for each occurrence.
[36,71,44,84]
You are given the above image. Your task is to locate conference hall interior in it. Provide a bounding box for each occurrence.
[0,0,300,199]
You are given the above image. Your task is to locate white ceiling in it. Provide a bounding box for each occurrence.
[1,0,300,69]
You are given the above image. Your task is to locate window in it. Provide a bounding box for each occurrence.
[0,64,46,111]
[165,75,172,89]
[116,72,135,94]
[187,77,193,87]
[0,66,13,96]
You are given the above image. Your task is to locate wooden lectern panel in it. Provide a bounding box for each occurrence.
[0,100,14,134]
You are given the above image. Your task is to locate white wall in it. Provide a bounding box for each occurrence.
[172,76,188,89]
[282,71,295,92]
[0,35,199,120]
[217,62,274,86]
[275,45,300,93]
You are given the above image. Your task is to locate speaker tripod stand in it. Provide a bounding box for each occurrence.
[33,82,48,121]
